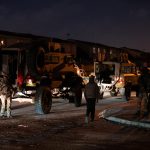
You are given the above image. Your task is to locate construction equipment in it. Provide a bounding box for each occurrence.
[94,60,139,100]
[44,52,84,107]
[0,42,84,114]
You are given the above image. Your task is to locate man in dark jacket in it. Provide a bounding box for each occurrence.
[136,67,150,116]
[84,75,99,124]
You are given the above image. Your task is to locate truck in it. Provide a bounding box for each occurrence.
[0,41,84,115]
[43,51,84,107]
[94,60,139,100]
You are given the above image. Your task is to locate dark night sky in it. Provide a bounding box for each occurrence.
[0,0,150,51]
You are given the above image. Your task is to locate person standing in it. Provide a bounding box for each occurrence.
[84,75,99,124]
[0,72,14,118]
[136,66,150,117]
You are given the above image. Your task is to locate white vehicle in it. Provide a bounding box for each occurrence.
[94,61,139,100]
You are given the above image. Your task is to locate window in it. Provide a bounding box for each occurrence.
[45,55,59,64]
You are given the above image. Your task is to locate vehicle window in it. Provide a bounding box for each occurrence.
[103,64,115,75]
[64,56,74,64]
[121,66,137,74]
[45,56,59,64]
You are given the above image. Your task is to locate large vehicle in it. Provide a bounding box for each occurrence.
[44,51,84,107]
[94,60,139,100]
[0,41,84,114]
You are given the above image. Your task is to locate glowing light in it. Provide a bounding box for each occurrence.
[0,40,4,45]
[26,78,36,87]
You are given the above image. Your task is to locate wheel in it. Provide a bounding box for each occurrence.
[124,82,132,101]
[119,87,128,101]
[35,86,52,114]
[74,87,82,107]
[110,91,118,96]
[125,86,131,101]
[99,92,104,99]
[110,86,118,96]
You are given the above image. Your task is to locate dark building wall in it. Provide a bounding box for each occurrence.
[1,30,150,69]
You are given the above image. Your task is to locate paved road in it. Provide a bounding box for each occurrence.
[11,92,126,119]
[0,92,150,150]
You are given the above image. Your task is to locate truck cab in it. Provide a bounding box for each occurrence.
[94,61,139,100]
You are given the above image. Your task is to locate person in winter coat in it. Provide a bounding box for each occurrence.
[84,75,99,124]
[0,72,15,118]
[136,67,150,117]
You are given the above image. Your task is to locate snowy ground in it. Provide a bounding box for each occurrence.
[0,91,150,150]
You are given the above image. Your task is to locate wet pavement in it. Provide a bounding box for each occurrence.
[98,94,150,129]
[12,92,150,128]
[0,92,150,150]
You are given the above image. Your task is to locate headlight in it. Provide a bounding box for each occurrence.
[26,78,36,87]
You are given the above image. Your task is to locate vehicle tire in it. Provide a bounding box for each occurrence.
[110,86,118,96]
[99,92,104,99]
[125,89,131,101]
[35,86,52,114]
[26,47,45,77]
[125,82,132,100]
[119,87,128,101]
[74,87,82,107]
[110,91,118,96]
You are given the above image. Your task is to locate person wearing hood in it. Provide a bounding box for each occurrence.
[84,75,99,124]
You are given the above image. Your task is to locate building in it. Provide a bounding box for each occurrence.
[1,30,150,75]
